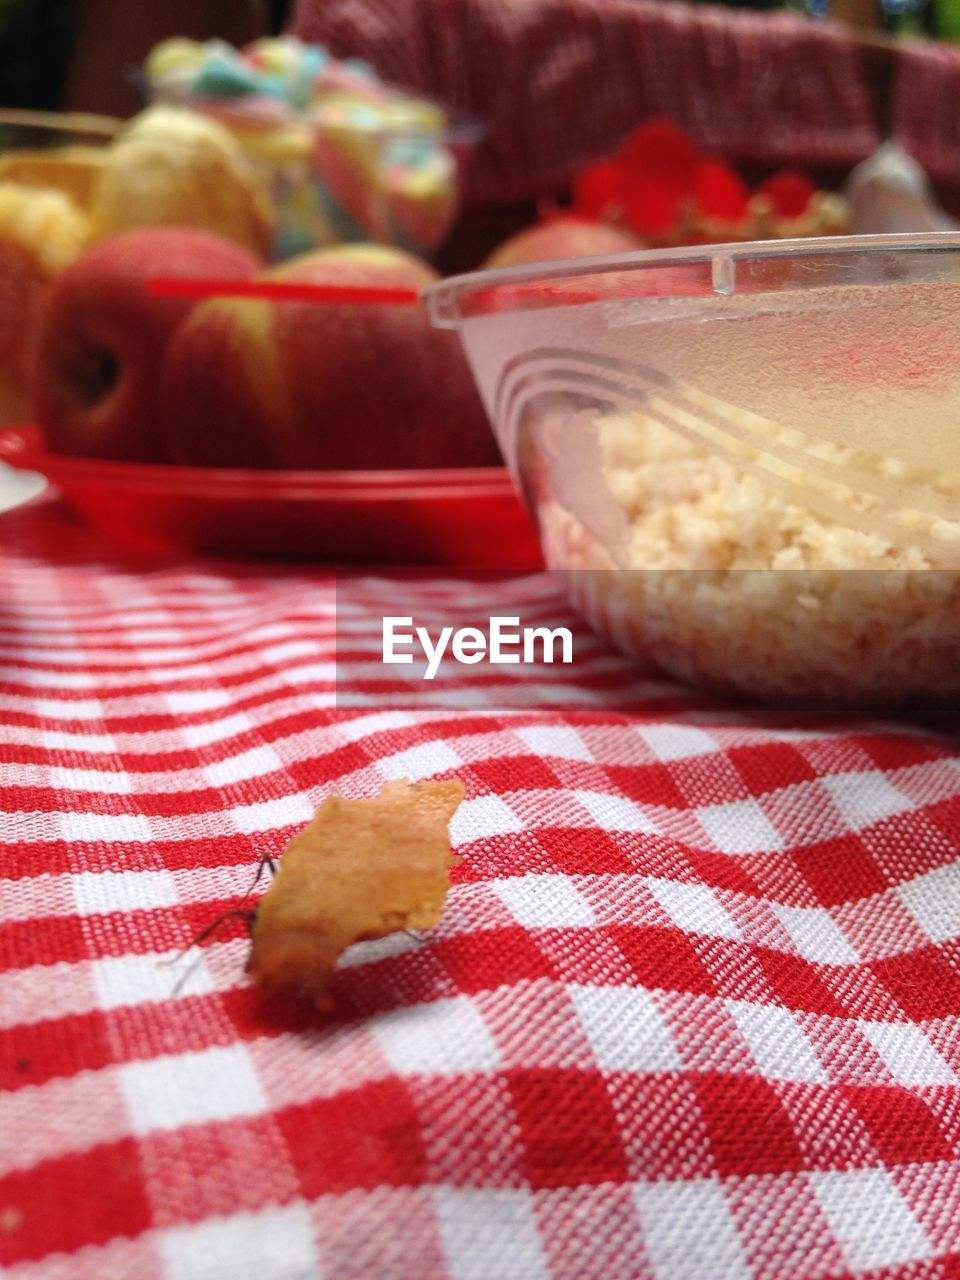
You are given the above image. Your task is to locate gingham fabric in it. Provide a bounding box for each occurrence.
[4,497,960,1280]
[891,39,960,191]
[290,0,880,203]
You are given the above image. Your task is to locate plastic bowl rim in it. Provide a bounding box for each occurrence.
[423,230,960,324]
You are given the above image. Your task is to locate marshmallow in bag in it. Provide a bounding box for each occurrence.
[144,35,462,259]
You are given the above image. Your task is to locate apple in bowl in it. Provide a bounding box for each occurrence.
[482,216,641,269]
[32,228,263,462]
[160,244,498,470]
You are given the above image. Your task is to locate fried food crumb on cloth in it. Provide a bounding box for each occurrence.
[247,779,465,1010]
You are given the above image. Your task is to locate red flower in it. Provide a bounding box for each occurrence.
[694,159,750,223]
[617,119,702,235]
[756,170,817,219]
[571,159,625,222]
[571,119,819,241]
[619,119,702,183]
[620,171,689,235]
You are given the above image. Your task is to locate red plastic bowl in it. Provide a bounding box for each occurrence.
[0,426,543,569]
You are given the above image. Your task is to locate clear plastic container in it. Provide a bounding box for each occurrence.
[151,94,478,262]
[425,233,960,707]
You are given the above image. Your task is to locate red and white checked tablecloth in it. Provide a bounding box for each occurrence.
[4,497,960,1280]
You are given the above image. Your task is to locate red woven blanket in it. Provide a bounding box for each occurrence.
[290,0,880,202]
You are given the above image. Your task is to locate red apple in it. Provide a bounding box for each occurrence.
[0,241,55,425]
[0,184,90,425]
[482,216,641,270]
[161,243,498,470]
[32,228,263,462]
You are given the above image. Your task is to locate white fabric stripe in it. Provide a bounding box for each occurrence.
[334,710,418,741]
[646,877,740,939]
[571,985,682,1073]
[157,1205,322,1280]
[433,1187,549,1280]
[811,1168,932,1271]
[771,903,860,964]
[201,744,287,788]
[450,795,525,842]
[574,789,659,833]
[119,1044,268,1135]
[634,1179,750,1280]
[696,799,784,854]
[857,1021,958,1086]
[822,770,914,827]
[494,875,597,928]
[515,724,594,761]
[47,765,133,795]
[377,740,462,782]
[727,1000,827,1083]
[370,996,501,1077]
[638,724,718,761]
[71,868,179,914]
[898,863,960,945]
[92,949,216,1010]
